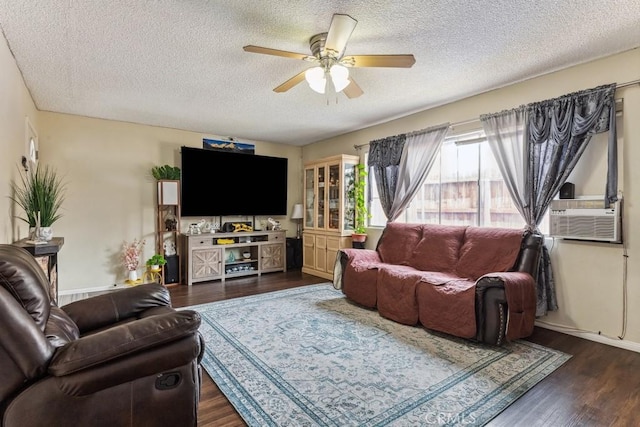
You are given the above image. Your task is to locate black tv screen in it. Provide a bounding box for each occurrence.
[181,146,288,217]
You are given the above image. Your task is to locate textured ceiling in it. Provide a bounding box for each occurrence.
[1,1,639,146]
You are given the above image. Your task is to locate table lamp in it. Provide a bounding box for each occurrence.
[291,204,304,238]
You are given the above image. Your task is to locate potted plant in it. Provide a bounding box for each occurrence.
[9,164,67,241]
[146,253,167,271]
[151,165,181,180]
[122,238,145,282]
[350,163,370,248]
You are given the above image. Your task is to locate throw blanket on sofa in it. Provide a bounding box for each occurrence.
[335,223,537,344]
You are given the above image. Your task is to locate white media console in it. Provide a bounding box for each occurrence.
[180,230,286,286]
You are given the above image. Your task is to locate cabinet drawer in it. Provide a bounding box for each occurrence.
[190,238,215,248]
[268,232,285,241]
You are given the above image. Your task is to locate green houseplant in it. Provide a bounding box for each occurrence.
[151,165,181,180]
[146,253,167,269]
[351,163,370,247]
[9,164,66,239]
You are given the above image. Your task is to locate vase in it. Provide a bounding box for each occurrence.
[28,226,54,241]
[128,270,138,282]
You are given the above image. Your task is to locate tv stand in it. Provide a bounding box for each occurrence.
[180,230,286,286]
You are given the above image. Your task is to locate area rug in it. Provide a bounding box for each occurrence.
[188,284,570,426]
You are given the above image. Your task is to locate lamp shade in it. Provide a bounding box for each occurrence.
[305,67,326,94]
[291,203,304,219]
[330,64,350,92]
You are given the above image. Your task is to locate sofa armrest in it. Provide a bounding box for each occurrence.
[333,249,381,289]
[61,283,171,333]
[476,272,536,342]
[49,309,200,376]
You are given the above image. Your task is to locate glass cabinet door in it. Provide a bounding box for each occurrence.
[328,163,340,230]
[317,166,326,229]
[305,168,315,228]
[344,162,356,231]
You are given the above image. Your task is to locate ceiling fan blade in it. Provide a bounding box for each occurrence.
[324,14,357,58]
[342,54,416,68]
[273,70,307,93]
[243,45,312,61]
[343,77,363,99]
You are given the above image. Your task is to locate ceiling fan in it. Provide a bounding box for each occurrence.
[243,14,415,98]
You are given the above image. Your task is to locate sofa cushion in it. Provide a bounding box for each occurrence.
[456,227,524,280]
[376,265,423,325]
[417,278,477,338]
[377,222,424,265]
[409,224,467,273]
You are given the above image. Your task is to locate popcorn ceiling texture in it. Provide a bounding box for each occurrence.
[0,0,638,145]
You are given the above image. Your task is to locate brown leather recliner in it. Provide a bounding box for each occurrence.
[0,244,204,427]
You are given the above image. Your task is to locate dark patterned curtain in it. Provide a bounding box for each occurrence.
[481,83,618,316]
[527,83,617,315]
[368,134,406,220]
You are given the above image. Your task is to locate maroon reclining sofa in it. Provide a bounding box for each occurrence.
[334,223,543,345]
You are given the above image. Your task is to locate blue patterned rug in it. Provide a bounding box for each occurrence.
[189,284,570,426]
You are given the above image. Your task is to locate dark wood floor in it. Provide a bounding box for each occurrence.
[169,270,640,427]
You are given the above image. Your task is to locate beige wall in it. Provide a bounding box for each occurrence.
[37,112,303,290]
[304,48,640,348]
[0,31,40,244]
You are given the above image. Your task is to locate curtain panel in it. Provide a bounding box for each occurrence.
[368,134,407,220]
[481,82,618,316]
[388,124,450,221]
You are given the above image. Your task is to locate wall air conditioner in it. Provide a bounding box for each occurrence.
[549,196,622,243]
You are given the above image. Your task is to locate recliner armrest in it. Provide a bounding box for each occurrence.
[49,309,200,376]
[476,271,536,341]
[340,248,381,263]
[61,283,171,333]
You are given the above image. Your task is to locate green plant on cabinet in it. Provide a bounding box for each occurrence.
[352,163,369,235]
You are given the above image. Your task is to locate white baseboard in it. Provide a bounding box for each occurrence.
[535,320,640,353]
[58,284,128,296]
[58,284,129,305]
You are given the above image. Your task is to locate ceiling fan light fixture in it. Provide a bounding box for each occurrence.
[330,64,350,92]
[305,66,326,94]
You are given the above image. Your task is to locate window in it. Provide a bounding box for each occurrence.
[368,131,535,230]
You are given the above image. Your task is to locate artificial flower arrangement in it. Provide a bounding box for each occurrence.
[122,238,145,271]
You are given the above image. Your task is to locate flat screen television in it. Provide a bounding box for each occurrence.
[180,146,288,217]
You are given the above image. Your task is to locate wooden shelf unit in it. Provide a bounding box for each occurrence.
[180,230,286,286]
[156,180,181,285]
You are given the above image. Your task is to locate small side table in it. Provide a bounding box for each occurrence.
[13,237,64,305]
[286,237,303,270]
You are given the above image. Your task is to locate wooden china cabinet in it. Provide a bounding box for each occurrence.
[301,154,359,280]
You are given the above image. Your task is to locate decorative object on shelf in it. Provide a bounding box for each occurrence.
[266,218,281,231]
[198,219,212,233]
[122,238,145,284]
[151,164,181,180]
[164,211,177,231]
[163,240,176,256]
[216,238,235,245]
[146,253,167,271]
[233,223,253,232]
[188,223,201,234]
[9,164,67,241]
[291,203,304,239]
[242,251,251,259]
[227,251,235,262]
[349,163,370,248]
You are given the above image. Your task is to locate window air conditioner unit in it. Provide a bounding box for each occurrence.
[549,196,622,243]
